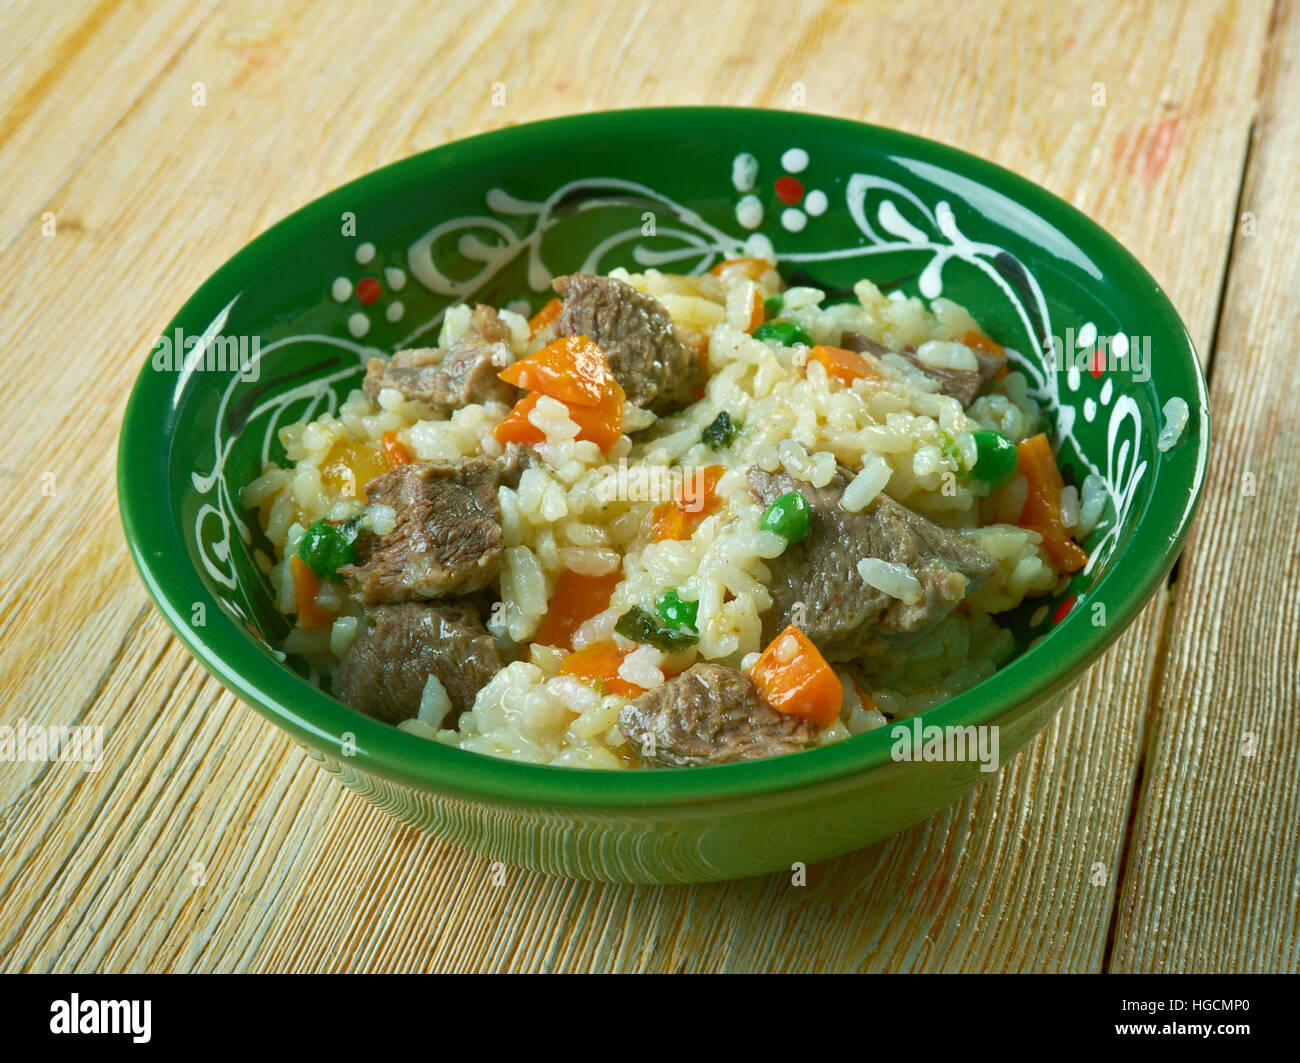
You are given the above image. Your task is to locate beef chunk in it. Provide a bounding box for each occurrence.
[748,467,999,660]
[340,458,504,604]
[894,346,1004,407]
[618,663,813,767]
[839,330,889,358]
[840,331,1004,407]
[497,441,537,490]
[553,273,704,412]
[333,601,501,726]
[362,305,518,412]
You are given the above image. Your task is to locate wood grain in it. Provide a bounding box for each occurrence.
[0,0,1282,972]
[1108,0,1300,973]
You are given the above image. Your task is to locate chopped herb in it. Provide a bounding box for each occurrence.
[701,410,741,449]
[296,516,362,581]
[614,605,699,651]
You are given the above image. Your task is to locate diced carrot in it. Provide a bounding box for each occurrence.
[1025,524,1089,574]
[681,464,725,514]
[494,335,625,450]
[651,501,689,542]
[533,570,622,650]
[499,335,620,408]
[558,640,644,699]
[290,555,335,630]
[962,329,1009,379]
[709,257,774,281]
[1016,433,1089,574]
[744,286,764,333]
[651,464,725,541]
[565,386,624,450]
[380,429,413,469]
[960,330,1004,358]
[528,297,563,338]
[1016,432,1066,528]
[493,390,624,450]
[749,625,843,726]
[807,344,882,386]
[493,393,547,445]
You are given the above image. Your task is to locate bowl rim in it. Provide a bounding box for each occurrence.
[118,105,1209,809]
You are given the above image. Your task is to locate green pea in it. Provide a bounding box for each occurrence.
[763,295,784,321]
[296,518,361,580]
[970,430,1019,487]
[752,319,813,348]
[655,590,699,631]
[759,491,812,544]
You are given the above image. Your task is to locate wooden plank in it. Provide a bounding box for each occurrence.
[1108,0,1300,973]
[0,0,1268,972]
[0,610,348,972]
[0,0,223,252]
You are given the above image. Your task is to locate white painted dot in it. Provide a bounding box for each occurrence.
[781,147,809,173]
[348,312,370,338]
[505,298,531,317]
[386,301,405,322]
[1112,333,1129,359]
[1076,321,1097,347]
[744,233,775,261]
[355,242,376,265]
[732,152,759,193]
[780,208,807,232]
[1084,397,1097,421]
[804,189,828,216]
[331,277,352,302]
[384,266,406,291]
[1100,379,1114,404]
[1066,365,1081,391]
[735,193,763,230]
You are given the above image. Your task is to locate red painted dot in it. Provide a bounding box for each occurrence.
[774,175,804,204]
[1088,348,1105,378]
[357,276,381,305]
[1053,595,1077,624]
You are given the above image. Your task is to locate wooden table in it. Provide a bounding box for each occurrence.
[2,0,1295,973]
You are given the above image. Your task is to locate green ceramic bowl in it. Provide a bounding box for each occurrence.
[118,108,1207,883]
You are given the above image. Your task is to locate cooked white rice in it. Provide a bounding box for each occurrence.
[245,266,1078,768]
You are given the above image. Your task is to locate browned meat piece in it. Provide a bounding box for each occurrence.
[839,330,889,358]
[332,601,501,726]
[362,305,518,412]
[340,458,504,604]
[552,273,704,412]
[748,467,999,660]
[618,663,813,767]
[498,441,537,490]
[840,331,1004,407]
